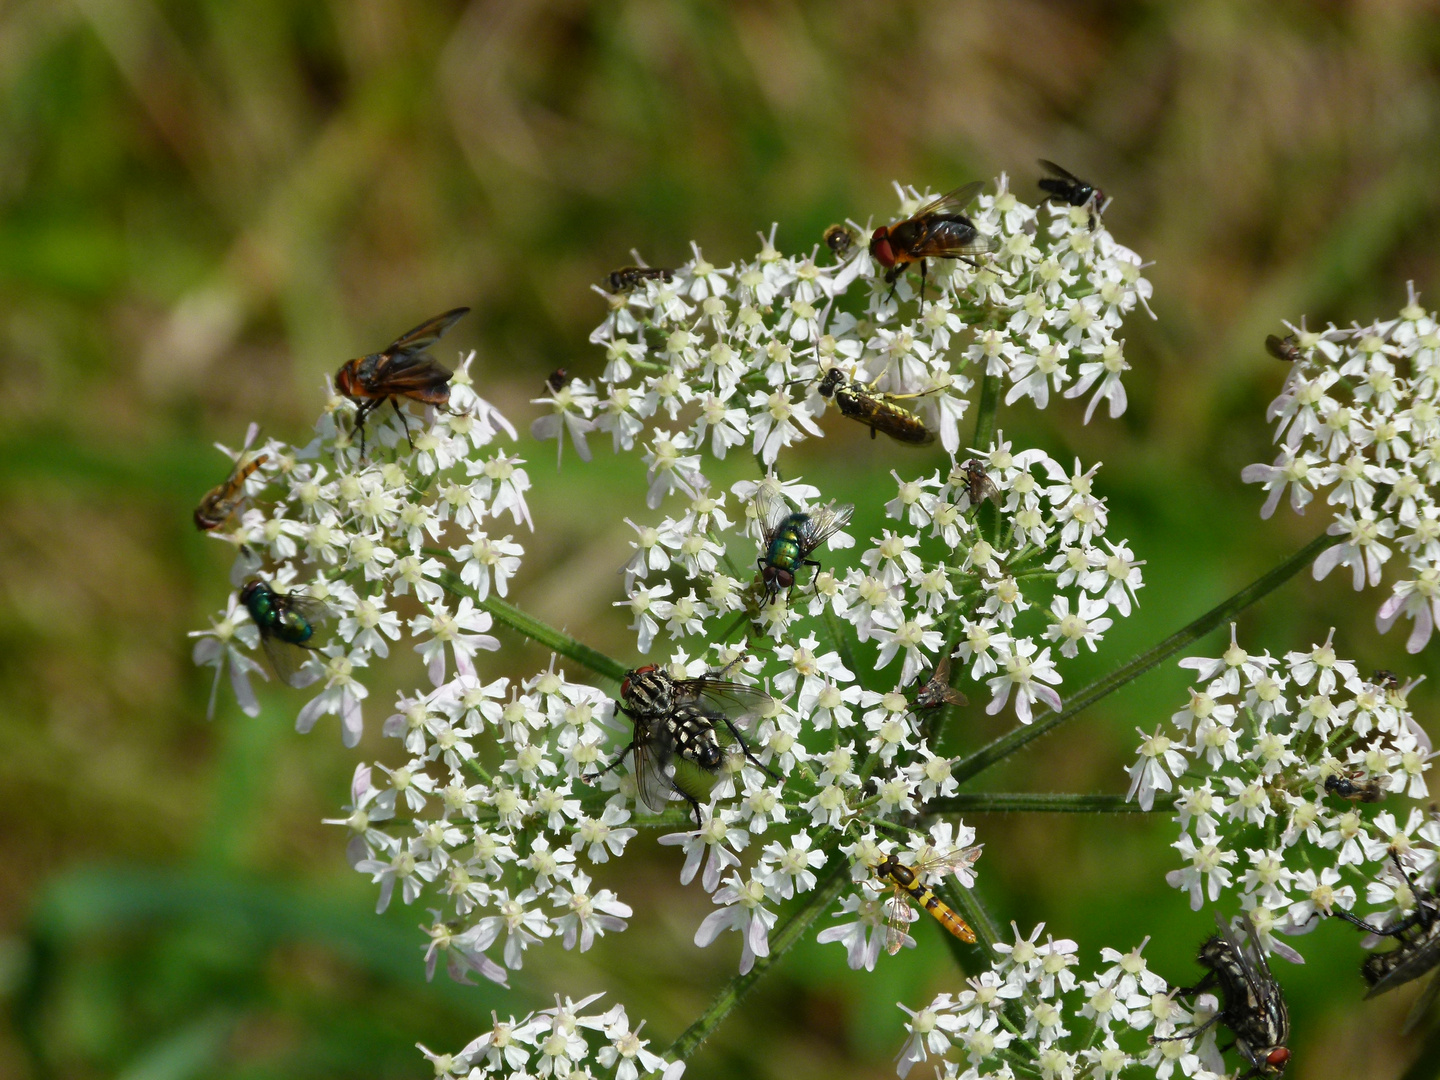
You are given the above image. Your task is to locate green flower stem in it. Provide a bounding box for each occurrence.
[433,566,628,684]
[666,855,850,1061]
[929,792,1177,814]
[971,371,1002,452]
[950,530,1341,786]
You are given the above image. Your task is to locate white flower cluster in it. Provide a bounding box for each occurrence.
[1128,626,1435,942]
[1244,285,1440,652]
[419,994,684,1080]
[536,175,1153,475]
[895,926,1239,1080]
[186,177,1161,1073]
[189,357,528,746]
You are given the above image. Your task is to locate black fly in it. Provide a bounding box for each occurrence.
[1153,912,1291,1078]
[587,662,776,827]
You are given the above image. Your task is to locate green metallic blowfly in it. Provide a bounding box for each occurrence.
[240,579,332,687]
[754,490,854,604]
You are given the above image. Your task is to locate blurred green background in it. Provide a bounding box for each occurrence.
[4,2,1440,1077]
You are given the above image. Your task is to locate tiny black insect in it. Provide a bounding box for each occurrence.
[604,266,674,293]
[1265,334,1303,363]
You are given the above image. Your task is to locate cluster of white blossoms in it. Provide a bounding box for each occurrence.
[536,174,1153,474]
[1128,626,1436,949]
[895,926,1243,1080]
[1244,284,1440,652]
[189,357,527,746]
[188,176,1162,1075]
[418,994,684,1080]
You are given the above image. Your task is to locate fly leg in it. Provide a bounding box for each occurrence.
[717,716,780,781]
[582,739,637,785]
[802,558,823,597]
[918,258,927,310]
[351,398,381,458]
[1333,851,1436,937]
[391,397,416,450]
[884,265,902,304]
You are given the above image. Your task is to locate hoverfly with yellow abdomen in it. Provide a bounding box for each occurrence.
[875,845,981,954]
[195,424,268,533]
[334,307,469,458]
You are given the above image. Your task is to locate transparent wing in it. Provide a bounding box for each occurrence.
[1038,159,1083,184]
[912,846,983,882]
[753,487,798,540]
[677,678,773,725]
[385,307,469,354]
[884,886,914,956]
[1368,933,1440,998]
[796,501,855,551]
[911,181,985,221]
[1402,966,1440,1035]
[631,721,676,815]
[259,633,320,689]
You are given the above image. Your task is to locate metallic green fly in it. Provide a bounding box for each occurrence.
[240,579,332,687]
[753,490,854,604]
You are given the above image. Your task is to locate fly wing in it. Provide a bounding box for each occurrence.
[1038,159,1083,184]
[368,350,455,399]
[753,487,797,540]
[385,307,470,354]
[1401,966,1440,1035]
[683,679,773,724]
[911,181,985,220]
[797,501,855,551]
[1215,913,1285,1018]
[1366,930,1440,998]
[631,720,676,815]
[884,886,915,956]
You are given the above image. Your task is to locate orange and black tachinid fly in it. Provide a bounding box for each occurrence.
[334,307,469,457]
[869,181,996,306]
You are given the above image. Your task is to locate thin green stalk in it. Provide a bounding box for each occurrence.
[971,371,1002,452]
[434,567,627,684]
[951,530,1341,785]
[667,856,849,1061]
[929,792,1177,814]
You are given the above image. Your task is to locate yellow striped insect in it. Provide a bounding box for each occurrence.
[876,847,981,954]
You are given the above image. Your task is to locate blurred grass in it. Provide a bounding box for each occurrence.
[4,1,1440,1078]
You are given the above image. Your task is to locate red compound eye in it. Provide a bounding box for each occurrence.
[1266,1047,1290,1069]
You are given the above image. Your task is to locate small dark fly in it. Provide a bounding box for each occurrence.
[875,846,981,954]
[239,579,332,688]
[588,662,775,827]
[1324,768,1391,803]
[913,653,968,710]
[1154,912,1291,1078]
[1265,334,1303,363]
[813,368,935,445]
[604,266,674,294]
[754,490,854,605]
[335,307,469,457]
[1372,669,1401,692]
[958,458,1000,508]
[823,223,856,259]
[195,452,267,532]
[546,368,568,392]
[1038,159,1105,223]
[869,181,997,306]
[1333,851,1440,1033]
